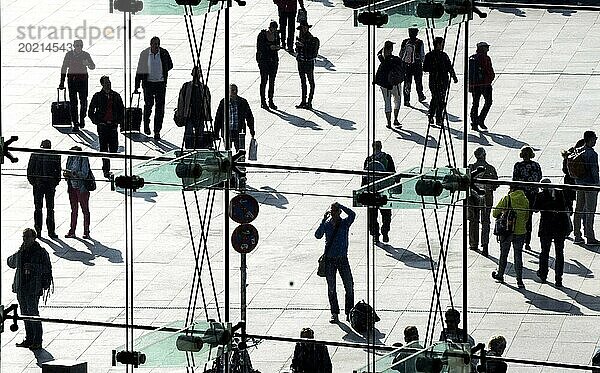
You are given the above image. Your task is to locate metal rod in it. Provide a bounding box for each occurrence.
[462,16,469,345]
[474,178,600,192]
[475,1,600,12]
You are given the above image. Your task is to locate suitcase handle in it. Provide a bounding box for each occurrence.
[130,91,141,108]
[57,87,67,103]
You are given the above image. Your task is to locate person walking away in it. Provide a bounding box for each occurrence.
[257,21,281,110]
[423,37,458,127]
[492,185,530,288]
[481,336,508,373]
[468,147,498,256]
[290,327,332,373]
[214,84,255,152]
[59,39,96,132]
[363,140,395,242]
[8,228,52,350]
[27,139,61,239]
[134,36,173,140]
[533,179,571,287]
[374,40,403,128]
[175,66,212,149]
[573,131,600,246]
[64,146,92,239]
[295,21,319,110]
[273,0,305,53]
[469,41,494,131]
[400,28,426,105]
[315,202,356,323]
[512,146,542,250]
[88,76,124,179]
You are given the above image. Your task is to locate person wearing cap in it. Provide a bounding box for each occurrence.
[400,28,426,105]
[273,0,305,53]
[533,178,571,287]
[27,140,61,239]
[468,147,498,256]
[374,40,403,128]
[63,146,92,239]
[295,21,319,110]
[88,75,124,179]
[423,37,458,127]
[256,20,281,110]
[175,66,212,149]
[469,41,495,131]
[512,146,542,251]
[573,130,599,246]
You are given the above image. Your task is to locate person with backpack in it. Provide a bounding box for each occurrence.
[468,147,498,256]
[423,37,458,127]
[533,179,571,287]
[375,40,403,128]
[290,327,332,373]
[362,140,396,242]
[175,67,213,149]
[573,130,600,246]
[560,139,584,232]
[315,202,356,323]
[492,185,530,288]
[469,41,495,131]
[512,146,542,251]
[256,21,281,110]
[295,21,319,110]
[7,228,53,350]
[400,28,426,106]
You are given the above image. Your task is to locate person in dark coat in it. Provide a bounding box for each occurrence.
[468,147,498,256]
[88,76,124,178]
[175,66,212,149]
[27,139,61,239]
[7,228,52,350]
[533,179,572,287]
[469,41,495,131]
[481,335,508,373]
[273,0,305,53]
[214,84,255,152]
[400,28,426,105]
[256,20,281,110]
[375,40,403,128]
[423,37,458,127]
[290,327,332,373]
[512,146,542,250]
[295,21,319,110]
[134,36,174,139]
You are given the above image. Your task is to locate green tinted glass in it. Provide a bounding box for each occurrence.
[137,0,213,15]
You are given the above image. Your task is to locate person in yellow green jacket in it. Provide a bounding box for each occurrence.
[491,186,530,288]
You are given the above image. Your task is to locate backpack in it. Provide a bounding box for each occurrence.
[387,64,404,87]
[401,42,415,64]
[362,158,387,185]
[349,300,380,334]
[308,36,320,59]
[494,194,517,238]
[566,147,587,179]
[468,54,484,88]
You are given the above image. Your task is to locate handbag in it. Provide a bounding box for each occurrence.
[296,8,307,23]
[494,194,515,237]
[248,138,258,161]
[84,168,97,192]
[317,222,341,277]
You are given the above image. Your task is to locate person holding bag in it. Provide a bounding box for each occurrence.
[64,146,93,239]
[315,202,356,324]
[491,186,529,288]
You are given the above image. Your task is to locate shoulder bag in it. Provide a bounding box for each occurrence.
[317,222,341,277]
[494,194,516,238]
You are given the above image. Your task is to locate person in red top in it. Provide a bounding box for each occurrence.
[469,41,495,131]
[273,0,305,53]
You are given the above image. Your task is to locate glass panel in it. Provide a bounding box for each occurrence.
[353,341,471,373]
[353,167,467,209]
[115,320,230,368]
[135,0,213,16]
[353,0,470,29]
[114,150,232,192]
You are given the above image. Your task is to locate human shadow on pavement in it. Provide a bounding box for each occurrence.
[153,137,180,153]
[309,0,334,7]
[271,109,321,130]
[449,127,528,149]
[504,282,583,315]
[34,348,55,367]
[314,54,336,70]
[377,243,432,270]
[117,189,158,203]
[562,259,594,278]
[77,237,123,263]
[39,237,95,266]
[123,132,152,143]
[246,185,289,209]
[337,321,386,347]
[558,285,600,312]
[491,7,526,17]
[312,109,355,130]
[547,8,576,16]
[391,127,439,149]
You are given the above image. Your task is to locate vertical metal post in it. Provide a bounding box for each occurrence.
[224,1,231,371]
[462,18,469,343]
[239,133,247,323]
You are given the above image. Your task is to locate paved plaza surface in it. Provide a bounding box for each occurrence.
[1,0,600,372]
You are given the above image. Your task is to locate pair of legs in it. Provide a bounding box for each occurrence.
[380,85,401,127]
[33,186,56,237]
[470,85,492,128]
[538,236,565,284]
[368,207,391,242]
[428,79,449,125]
[403,62,425,103]
[573,190,598,241]
[143,81,167,135]
[68,188,90,236]
[97,124,118,177]
[496,233,525,285]
[468,192,492,252]
[278,9,296,50]
[298,60,315,108]
[184,122,212,149]
[17,293,42,346]
[68,77,88,127]
[325,256,354,317]
[259,62,278,107]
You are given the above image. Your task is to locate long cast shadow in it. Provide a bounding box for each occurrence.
[311,109,355,130]
[34,348,55,367]
[39,237,95,266]
[314,54,336,71]
[77,237,123,263]
[117,189,159,203]
[376,243,432,270]
[391,127,438,148]
[504,282,583,315]
[271,109,321,131]
[246,185,289,209]
[337,321,386,347]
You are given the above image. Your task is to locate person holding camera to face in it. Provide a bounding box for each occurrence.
[315,202,356,324]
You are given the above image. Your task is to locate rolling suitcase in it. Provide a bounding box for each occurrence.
[121,92,142,132]
[51,88,72,127]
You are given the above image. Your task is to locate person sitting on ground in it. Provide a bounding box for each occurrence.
[290,327,332,373]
